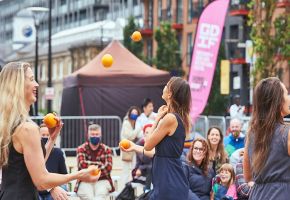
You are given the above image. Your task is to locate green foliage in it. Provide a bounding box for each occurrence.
[123,16,144,60]
[202,45,229,115]
[154,22,182,74]
[248,0,290,84]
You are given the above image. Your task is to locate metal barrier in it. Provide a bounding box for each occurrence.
[192,115,208,138]
[208,116,227,135]
[31,116,122,152]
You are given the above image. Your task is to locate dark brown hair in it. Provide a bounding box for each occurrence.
[246,77,284,174]
[167,77,191,133]
[187,138,210,176]
[206,127,228,163]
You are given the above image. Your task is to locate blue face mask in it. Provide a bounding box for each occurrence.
[129,114,138,120]
[89,136,101,145]
[41,137,49,144]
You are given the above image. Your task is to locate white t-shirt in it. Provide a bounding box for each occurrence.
[135,112,157,138]
[230,104,245,120]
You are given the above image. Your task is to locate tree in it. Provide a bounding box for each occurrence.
[123,16,144,60]
[248,0,290,83]
[202,45,229,115]
[154,22,182,74]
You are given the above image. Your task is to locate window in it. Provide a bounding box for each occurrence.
[176,0,183,23]
[187,33,193,66]
[60,0,66,6]
[53,63,57,80]
[80,9,87,20]
[148,0,154,28]
[230,25,239,39]
[158,0,162,23]
[59,61,63,80]
[167,0,172,21]
[188,0,193,23]
[41,64,46,81]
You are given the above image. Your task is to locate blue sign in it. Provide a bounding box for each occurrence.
[22,25,33,38]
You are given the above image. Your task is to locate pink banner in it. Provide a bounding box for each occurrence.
[189,0,229,121]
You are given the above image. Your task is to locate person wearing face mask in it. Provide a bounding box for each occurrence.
[120,106,141,186]
[135,98,157,138]
[38,124,68,200]
[224,119,245,157]
[75,124,114,200]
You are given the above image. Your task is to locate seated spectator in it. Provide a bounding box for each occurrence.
[206,127,228,175]
[224,119,245,157]
[234,150,254,200]
[132,124,153,192]
[38,123,68,200]
[229,148,244,172]
[75,124,114,200]
[120,106,142,185]
[212,163,237,200]
[183,138,214,200]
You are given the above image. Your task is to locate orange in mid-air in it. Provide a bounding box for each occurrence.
[119,139,131,149]
[101,54,113,68]
[43,113,58,128]
[88,165,100,176]
[131,31,142,42]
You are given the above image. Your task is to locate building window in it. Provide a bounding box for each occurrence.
[147,38,153,65]
[167,0,172,21]
[60,0,66,6]
[230,25,239,39]
[53,63,57,80]
[59,61,63,80]
[188,0,193,23]
[158,0,162,23]
[176,0,183,23]
[187,33,193,66]
[80,9,87,20]
[148,0,154,28]
[42,64,46,81]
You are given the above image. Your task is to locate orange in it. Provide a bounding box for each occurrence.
[131,31,142,42]
[119,139,131,149]
[101,54,113,68]
[88,165,100,176]
[43,113,58,128]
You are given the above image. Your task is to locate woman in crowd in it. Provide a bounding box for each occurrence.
[243,77,290,199]
[0,62,98,200]
[121,77,191,200]
[120,106,141,184]
[206,127,228,174]
[183,138,214,200]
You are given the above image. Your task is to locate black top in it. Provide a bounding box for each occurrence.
[39,147,67,195]
[0,141,46,200]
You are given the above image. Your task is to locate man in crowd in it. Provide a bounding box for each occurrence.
[75,124,114,200]
[224,118,245,157]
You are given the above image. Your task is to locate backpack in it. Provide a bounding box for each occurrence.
[116,182,135,200]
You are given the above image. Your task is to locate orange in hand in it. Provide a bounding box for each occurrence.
[119,139,131,149]
[43,113,58,128]
[101,54,113,68]
[88,165,100,176]
[131,31,142,42]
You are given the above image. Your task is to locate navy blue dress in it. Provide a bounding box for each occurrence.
[150,113,189,200]
[248,124,290,200]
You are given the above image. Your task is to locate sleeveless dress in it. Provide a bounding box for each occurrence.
[248,123,290,200]
[150,113,189,200]
[0,140,46,200]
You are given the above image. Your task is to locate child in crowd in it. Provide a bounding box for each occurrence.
[211,163,237,200]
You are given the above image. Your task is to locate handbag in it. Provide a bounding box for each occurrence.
[116,182,135,200]
[121,151,134,162]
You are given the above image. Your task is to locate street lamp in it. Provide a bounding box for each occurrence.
[26,7,48,116]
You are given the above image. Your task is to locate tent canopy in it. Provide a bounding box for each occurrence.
[64,40,170,87]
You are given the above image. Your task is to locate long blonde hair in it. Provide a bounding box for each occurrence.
[0,62,30,166]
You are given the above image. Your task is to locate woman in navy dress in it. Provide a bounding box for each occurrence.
[243,77,290,200]
[121,77,191,200]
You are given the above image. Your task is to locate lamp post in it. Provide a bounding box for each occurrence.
[47,0,52,113]
[26,7,48,116]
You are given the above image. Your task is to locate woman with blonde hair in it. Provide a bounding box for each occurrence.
[0,62,98,200]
